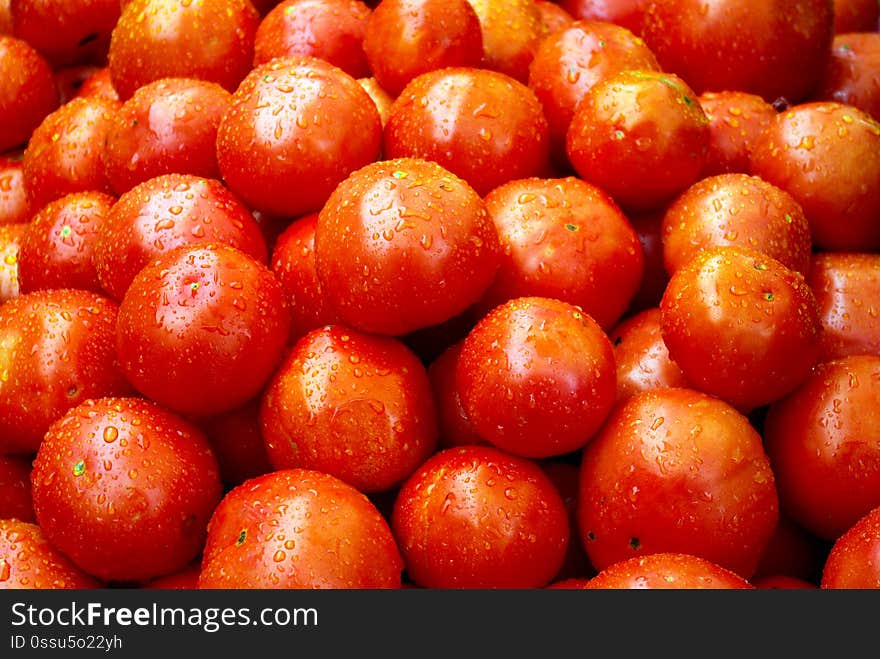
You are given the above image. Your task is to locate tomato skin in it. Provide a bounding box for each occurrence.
[477,176,644,331]
[107,0,260,100]
[535,0,574,33]
[557,0,647,35]
[260,325,439,493]
[752,515,829,585]
[315,157,500,336]
[142,564,200,590]
[585,553,754,590]
[0,289,132,456]
[199,398,273,489]
[93,174,267,301]
[660,173,812,278]
[0,155,31,226]
[0,519,101,589]
[363,0,483,97]
[0,455,35,522]
[217,56,382,218]
[642,0,834,104]
[566,70,709,213]
[697,91,778,176]
[749,102,880,252]
[764,355,880,541]
[626,209,668,313]
[821,505,880,589]
[384,67,551,197]
[817,33,880,122]
[541,460,596,582]
[391,445,570,588]
[457,296,616,459]
[17,190,115,294]
[578,387,779,578]
[0,35,59,153]
[0,222,25,303]
[427,340,487,449]
[255,0,372,78]
[117,243,291,418]
[76,66,119,103]
[199,468,404,589]
[832,0,880,33]
[357,76,394,127]
[660,245,821,412]
[466,0,546,84]
[31,396,223,583]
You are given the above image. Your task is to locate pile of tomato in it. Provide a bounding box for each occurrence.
[1,0,879,591]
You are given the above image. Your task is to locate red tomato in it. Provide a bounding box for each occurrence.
[821,505,880,588]
[254,0,372,78]
[17,190,115,294]
[626,209,668,313]
[357,76,394,127]
[641,0,834,104]
[217,56,381,218]
[102,77,232,195]
[832,0,880,33]
[0,519,101,589]
[0,35,58,152]
[31,396,223,583]
[817,33,880,121]
[142,564,200,590]
[697,91,778,176]
[116,243,291,418]
[199,398,273,489]
[557,0,647,35]
[578,387,779,578]
[260,324,439,493]
[752,515,829,585]
[585,553,754,589]
[0,154,31,226]
[315,157,500,336]
[764,355,880,541]
[660,245,821,412]
[466,0,546,83]
[92,174,267,301]
[534,0,574,33]
[541,460,596,581]
[107,0,260,100]
[75,66,119,103]
[427,340,487,449]
[457,296,616,458]
[363,0,483,96]
[566,70,709,213]
[0,289,131,456]
[0,455,35,522]
[384,67,551,196]
[199,468,404,589]
[750,101,880,252]
[0,222,24,303]
[391,445,570,588]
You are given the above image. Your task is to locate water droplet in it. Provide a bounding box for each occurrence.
[103,426,118,443]
[273,550,286,562]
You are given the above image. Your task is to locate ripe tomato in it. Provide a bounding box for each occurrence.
[0,455,35,522]
[466,0,546,83]
[752,515,828,585]
[817,33,880,122]
[199,398,273,489]
[0,154,31,226]
[0,223,25,303]
[660,245,821,412]
[75,66,118,103]
[391,445,570,588]
[0,519,101,589]
[216,55,382,218]
[534,0,574,33]
[427,340,487,449]
[31,396,223,583]
[116,243,291,418]
[0,35,58,153]
[821,505,880,588]
[260,324,439,493]
[457,296,616,459]
[697,91,778,176]
[199,468,404,589]
[0,289,131,456]
[578,387,779,578]
[584,553,754,590]
[557,0,647,35]
[832,0,880,33]
[315,157,500,336]
[142,564,200,590]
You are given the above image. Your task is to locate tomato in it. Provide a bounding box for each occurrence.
[0,222,25,303]
[0,154,31,226]
[457,296,616,459]
[0,519,101,589]
[116,243,291,418]
[541,459,595,581]
[142,564,200,590]
[391,445,570,588]
[92,174,267,301]
[817,33,880,122]
[466,0,546,83]
[75,66,119,103]
[626,209,668,313]
[527,20,660,166]
[557,0,647,35]
[697,91,778,176]
[608,307,688,403]
[752,515,829,585]
[21,95,119,211]
[578,387,779,578]
[260,324,439,493]
[17,190,114,294]
[199,468,404,589]
[315,157,500,336]
[11,0,120,68]
[584,553,754,590]
[107,0,260,100]
[764,355,880,541]
[31,396,223,583]
[477,177,643,330]
[384,67,551,197]
[660,245,821,412]
[567,70,709,213]
[255,0,372,78]
[427,340,487,449]
[0,35,58,153]
[0,289,132,456]
[357,76,394,127]
[821,505,880,588]
[217,55,382,218]
[807,252,880,361]
[102,77,232,195]
[534,0,574,33]
[0,455,35,522]
[750,102,880,252]
[641,0,834,104]
[832,0,880,33]
[660,173,812,277]
[199,398,273,489]
[363,0,483,96]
